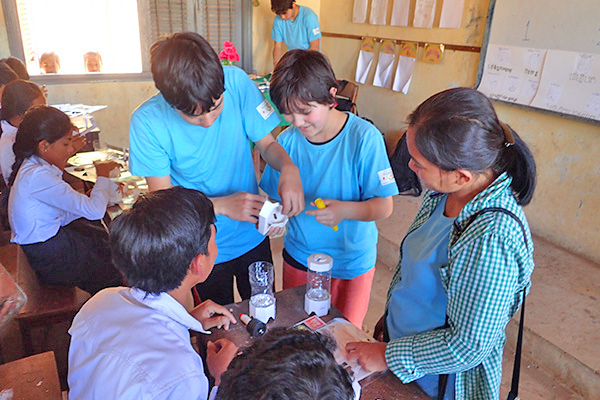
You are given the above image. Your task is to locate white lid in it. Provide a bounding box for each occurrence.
[307,253,333,272]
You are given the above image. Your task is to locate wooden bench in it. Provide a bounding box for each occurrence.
[0,351,62,400]
[0,244,89,356]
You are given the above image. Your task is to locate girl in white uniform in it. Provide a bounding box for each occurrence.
[8,105,124,294]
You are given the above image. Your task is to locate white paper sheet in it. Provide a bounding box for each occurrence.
[531,50,600,121]
[413,0,436,28]
[391,0,410,26]
[353,0,368,23]
[478,44,546,106]
[369,0,389,25]
[355,50,375,84]
[392,56,416,94]
[439,0,465,28]
[373,52,396,89]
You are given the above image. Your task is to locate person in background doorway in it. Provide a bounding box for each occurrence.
[84,51,103,72]
[39,52,60,74]
[271,0,320,67]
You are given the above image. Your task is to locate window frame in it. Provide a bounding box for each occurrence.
[1,0,252,85]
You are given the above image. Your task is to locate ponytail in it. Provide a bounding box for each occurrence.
[499,126,537,206]
[8,105,72,186]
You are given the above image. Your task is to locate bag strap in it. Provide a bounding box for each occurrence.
[438,207,529,400]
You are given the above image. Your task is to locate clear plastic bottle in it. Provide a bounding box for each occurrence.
[304,254,332,317]
[248,261,276,323]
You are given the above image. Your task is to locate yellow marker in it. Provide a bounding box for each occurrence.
[315,198,338,231]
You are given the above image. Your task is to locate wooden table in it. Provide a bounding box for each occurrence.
[0,351,62,400]
[197,286,427,400]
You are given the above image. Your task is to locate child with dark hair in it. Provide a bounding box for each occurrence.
[8,105,124,294]
[271,0,321,67]
[346,87,537,400]
[0,61,18,102]
[0,80,46,185]
[39,52,60,74]
[84,51,103,72]
[68,187,238,400]
[2,57,29,80]
[216,328,356,400]
[260,50,398,327]
[129,32,304,306]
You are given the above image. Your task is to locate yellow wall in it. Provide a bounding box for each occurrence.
[1,1,599,262]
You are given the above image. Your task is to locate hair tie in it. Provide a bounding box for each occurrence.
[500,122,515,147]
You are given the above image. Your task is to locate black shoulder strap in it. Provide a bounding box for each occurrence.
[438,207,528,400]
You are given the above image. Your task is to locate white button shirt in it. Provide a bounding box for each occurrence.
[8,155,118,244]
[0,120,18,185]
[68,287,216,400]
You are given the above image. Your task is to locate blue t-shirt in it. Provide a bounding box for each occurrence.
[260,113,398,280]
[271,5,321,50]
[129,66,280,264]
[387,196,456,399]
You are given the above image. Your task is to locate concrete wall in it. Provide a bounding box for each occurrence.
[1,0,599,262]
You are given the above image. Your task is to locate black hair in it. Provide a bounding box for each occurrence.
[8,105,73,186]
[39,52,60,73]
[270,50,339,115]
[408,87,537,205]
[110,187,215,295]
[271,0,295,14]
[1,80,44,122]
[0,61,18,86]
[217,328,355,400]
[150,32,224,116]
[3,57,29,80]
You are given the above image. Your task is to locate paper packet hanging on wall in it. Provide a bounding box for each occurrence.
[391,0,410,26]
[353,0,368,23]
[393,42,418,94]
[374,40,396,89]
[370,0,389,25]
[422,43,445,64]
[355,38,376,84]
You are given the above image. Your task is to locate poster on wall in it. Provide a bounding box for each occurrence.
[414,0,436,28]
[478,44,546,106]
[530,50,600,121]
[353,0,368,23]
[370,0,389,25]
[393,42,417,94]
[391,0,410,26]
[439,0,465,28]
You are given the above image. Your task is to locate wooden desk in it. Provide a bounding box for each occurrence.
[198,286,427,400]
[0,351,62,400]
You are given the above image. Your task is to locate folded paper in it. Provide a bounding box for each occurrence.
[353,0,368,23]
[374,40,396,89]
[355,38,376,84]
[414,0,436,28]
[393,42,418,94]
[391,0,410,26]
[370,0,389,25]
[422,43,445,64]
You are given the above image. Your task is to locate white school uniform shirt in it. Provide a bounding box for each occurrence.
[8,155,118,244]
[68,287,218,400]
[0,120,18,185]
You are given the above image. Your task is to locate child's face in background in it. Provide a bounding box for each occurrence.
[85,55,102,72]
[283,100,333,143]
[40,56,58,74]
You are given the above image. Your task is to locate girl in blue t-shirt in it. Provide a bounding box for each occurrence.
[260,50,398,327]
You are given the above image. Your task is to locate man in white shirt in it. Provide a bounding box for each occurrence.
[68,187,238,400]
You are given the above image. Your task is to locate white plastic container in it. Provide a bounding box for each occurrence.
[304,254,333,317]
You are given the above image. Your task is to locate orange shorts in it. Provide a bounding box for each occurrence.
[283,260,375,328]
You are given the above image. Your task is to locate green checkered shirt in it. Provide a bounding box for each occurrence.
[384,173,534,400]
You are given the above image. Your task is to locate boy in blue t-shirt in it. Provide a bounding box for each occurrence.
[260,50,398,327]
[271,0,321,67]
[129,32,304,305]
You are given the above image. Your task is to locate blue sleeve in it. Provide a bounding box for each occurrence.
[357,125,400,200]
[305,10,321,41]
[258,130,289,200]
[271,17,283,42]
[128,108,172,178]
[228,67,279,143]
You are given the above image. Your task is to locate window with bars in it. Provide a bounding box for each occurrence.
[1,0,252,80]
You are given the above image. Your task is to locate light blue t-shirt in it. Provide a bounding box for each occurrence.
[260,113,398,279]
[271,5,321,50]
[387,196,456,399]
[129,66,280,264]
